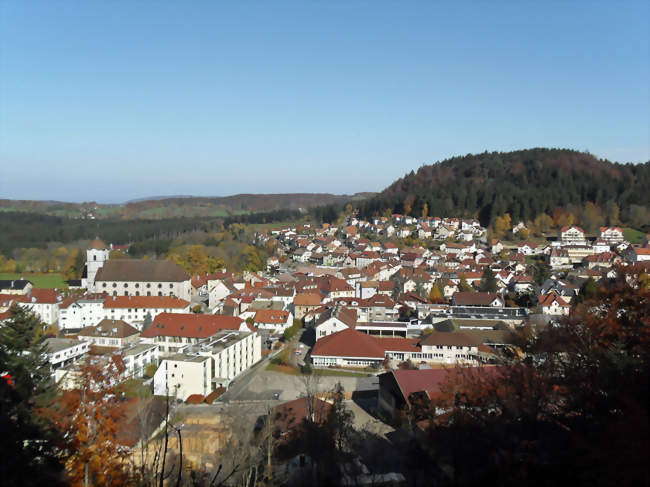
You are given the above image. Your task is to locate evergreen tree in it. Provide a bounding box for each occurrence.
[480,268,498,293]
[143,311,153,330]
[0,306,65,486]
[458,275,473,292]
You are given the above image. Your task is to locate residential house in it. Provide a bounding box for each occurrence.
[252,309,294,333]
[560,226,586,245]
[77,319,140,348]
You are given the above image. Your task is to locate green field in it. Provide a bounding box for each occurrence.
[623,227,645,244]
[0,273,68,289]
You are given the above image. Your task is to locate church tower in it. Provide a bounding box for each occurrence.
[82,237,110,290]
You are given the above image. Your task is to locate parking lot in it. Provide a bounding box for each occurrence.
[221,368,379,402]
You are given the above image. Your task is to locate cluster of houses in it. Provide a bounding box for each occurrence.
[1,219,648,403]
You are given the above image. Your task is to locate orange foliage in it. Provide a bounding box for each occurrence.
[52,356,132,487]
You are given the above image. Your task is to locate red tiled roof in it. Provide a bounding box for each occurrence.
[254,309,290,324]
[141,313,244,338]
[186,394,204,404]
[294,293,323,306]
[312,329,385,359]
[8,288,60,305]
[538,293,569,307]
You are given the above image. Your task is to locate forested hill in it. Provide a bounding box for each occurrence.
[357,148,650,228]
[0,192,374,220]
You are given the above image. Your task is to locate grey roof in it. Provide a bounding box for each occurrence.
[0,279,32,291]
[44,337,85,354]
[95,259,190,283]
[420,332,479,347]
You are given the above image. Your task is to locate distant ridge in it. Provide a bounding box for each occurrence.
[0,192,376,220]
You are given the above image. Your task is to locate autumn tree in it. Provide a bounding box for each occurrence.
[63,249,86,280]
[418,264,650,486]
[492,213,511,239]
[403,194,416,216]
[428,282,445,303]
[55,356,131,486]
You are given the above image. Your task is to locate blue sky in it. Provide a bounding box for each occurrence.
[1,1,648,203]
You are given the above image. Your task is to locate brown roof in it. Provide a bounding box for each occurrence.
[89,237,108,250]
[294,292,323,306]
[140,313,245,338]
[4,288,60,305]
[95,259,190,283]
[312,328,385,359]
[419,332,479,347]
[79,319,139,339]
[452,292,503,306]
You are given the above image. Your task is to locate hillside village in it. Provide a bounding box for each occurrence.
[2,215,649,392]
[1,214,649,483]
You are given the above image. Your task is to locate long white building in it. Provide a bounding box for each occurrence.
[153,330,262,401]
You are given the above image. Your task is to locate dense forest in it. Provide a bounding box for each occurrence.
[355,149,650,228]
[0,192,373,220]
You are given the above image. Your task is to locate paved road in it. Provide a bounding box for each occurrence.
[221,368,379,403]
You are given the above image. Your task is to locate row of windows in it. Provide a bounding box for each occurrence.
[102,282,174,289]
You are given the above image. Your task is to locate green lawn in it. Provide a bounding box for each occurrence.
[0,272,68,289]
[623,227,645,244]
[116,378,151,399]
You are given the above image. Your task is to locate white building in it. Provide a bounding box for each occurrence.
[44,337,90,374]
[82,238,111,289]
[77,319,140,348]
[121,343,159,379]
[92,259,192,301]
[16,289,61,325]
[59,294,108,330]
[153,331,262,400]
[560,226,586,245]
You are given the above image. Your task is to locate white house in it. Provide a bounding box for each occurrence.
[314,306,357,340]
[252,309,294,334]
[599,227,624,245]
[44,338,90,374]
[77,319,140,348]
[560,226,586,245]
[539,293,571,316]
